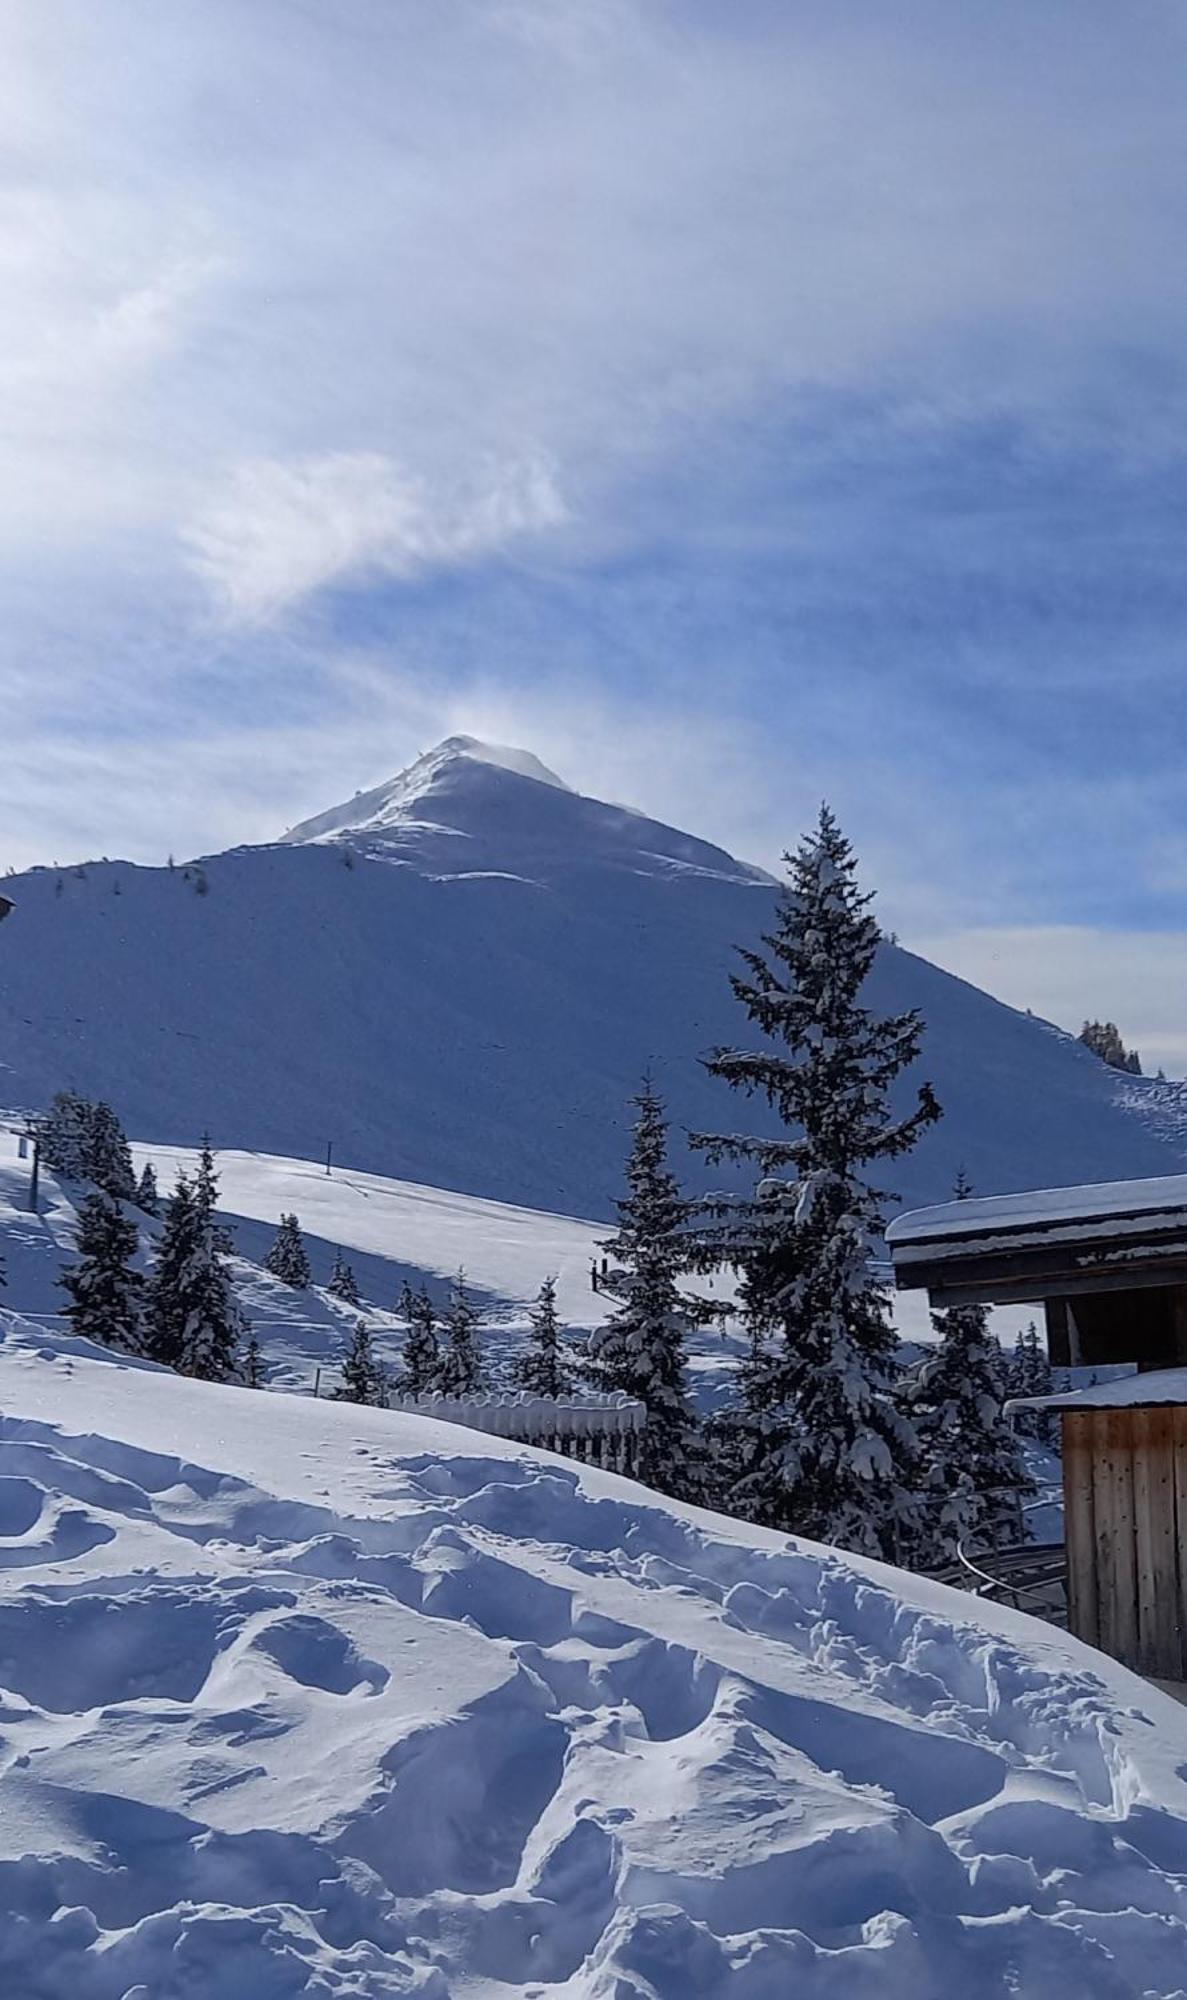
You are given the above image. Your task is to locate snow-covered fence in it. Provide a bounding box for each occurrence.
[387,1389,647,1475]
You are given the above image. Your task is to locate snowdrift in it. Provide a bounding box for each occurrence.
[2,1315,1187,1997]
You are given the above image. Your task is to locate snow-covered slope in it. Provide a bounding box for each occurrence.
[2,735,1184,1218]
[2,1315,1186,1998]
[0,1128,1036,1410]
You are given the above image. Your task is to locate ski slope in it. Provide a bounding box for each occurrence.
[0,1313,1185,1998]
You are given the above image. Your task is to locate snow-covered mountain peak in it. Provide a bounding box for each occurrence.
[282,734,570,847]
[281,731,770,891]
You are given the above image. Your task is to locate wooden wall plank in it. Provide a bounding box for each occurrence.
[1063,1409,1098,1648]
[1174,1408,1187,1678]
[1132,1408,1183,1679]
[1094,1409,1139,1670]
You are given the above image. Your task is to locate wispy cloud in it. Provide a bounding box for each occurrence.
[186,450,565,624]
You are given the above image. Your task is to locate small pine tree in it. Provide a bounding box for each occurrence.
[243,1331,265,1388]
[1078,1020,1142,1076]
[691,805,940,1560]
[135,1161,160,1216]
[328,1248,361,1306]
[336,1319,384,1405]
[436,1272,485,1395]
[396,1282,439,1395]
[60,1189,144,1352]
[513,1275,574,1398]
[586,1084,711,1497]
[265,1213,312,1288]
[145,1174,196,1368]
[83,1102,137,1200]
[191,1134,236,1252]
[1007,1323,1056,1445]
[146,1168,243,1381]
[39,1090,92,1178]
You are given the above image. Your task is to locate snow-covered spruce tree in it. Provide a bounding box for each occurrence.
[146,1164,243,1381]
[395,1281,439,1395]
[436,1272,485,1395]
[135,1161,160,1216]
[1007,1323,1056,1445]
[39,1090,92,1178]
[84,1102,137,1201]
[265,1212,312,1288]
[586,1083,713,1498]
[328,1248,361,1306]
[513,1274,575,1398]
[904,1179,1034,1557]
[60,1189,144,1352]
[336,1318,385,1405]
[145,1174,196,1369]
[193,1136,235,1253]
[691,805,940,1561]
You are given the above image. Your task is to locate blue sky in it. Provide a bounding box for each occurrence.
[5,2,1187,1065]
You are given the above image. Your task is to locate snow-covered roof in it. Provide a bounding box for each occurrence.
[888,1171,1187,1310]
[888,1172,1187,1251]
[1007,1367,1187,1413]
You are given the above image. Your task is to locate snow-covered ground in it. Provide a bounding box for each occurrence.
[1,1310,1185,1998]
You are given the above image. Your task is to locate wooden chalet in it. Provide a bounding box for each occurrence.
[888,1175,1187,1683]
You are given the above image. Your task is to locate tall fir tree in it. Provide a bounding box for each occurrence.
[513,1274,574,1398]
[336,1318,385,1405]
[146,1166,243,1381]
[265,1212,312,1287]
[691,805,940,1560]
[396,1281,439,1395]
[436,1272,485,1394]
[586,1083,710,1496]
[136,1161,160,1216]
[328,1248,361,1306]
[60,1189,144,1352]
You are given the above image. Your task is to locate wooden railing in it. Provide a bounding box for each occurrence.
[387,1389,648,1475]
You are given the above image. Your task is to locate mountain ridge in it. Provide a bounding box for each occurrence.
[1,736,1183,1219]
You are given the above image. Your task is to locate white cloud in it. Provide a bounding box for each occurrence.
[185,448,565,623]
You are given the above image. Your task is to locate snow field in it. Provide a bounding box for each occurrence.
[1,1315,1187,1996]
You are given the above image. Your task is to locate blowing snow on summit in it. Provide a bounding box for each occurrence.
[5,6,1187,1997]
